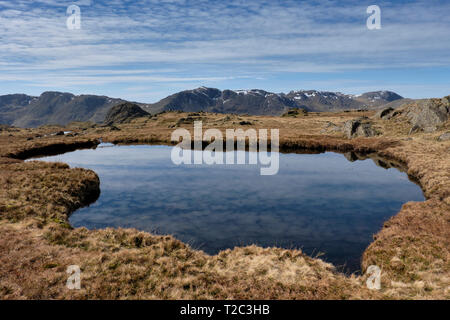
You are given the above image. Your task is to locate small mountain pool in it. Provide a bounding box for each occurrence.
[35,144,424,273]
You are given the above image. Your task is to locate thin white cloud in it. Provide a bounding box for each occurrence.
[0,0,449,99]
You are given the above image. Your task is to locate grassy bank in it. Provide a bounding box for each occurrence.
[0,111,448,299]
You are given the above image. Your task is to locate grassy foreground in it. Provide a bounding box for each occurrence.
[0,110,448,299]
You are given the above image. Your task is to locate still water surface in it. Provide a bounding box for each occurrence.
[37,144,424,272]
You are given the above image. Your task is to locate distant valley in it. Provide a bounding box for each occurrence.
[0,88,407,128]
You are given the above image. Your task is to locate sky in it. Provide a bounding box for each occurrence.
[0,0,449,102]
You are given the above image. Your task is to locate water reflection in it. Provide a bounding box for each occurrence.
[38,145,424,273]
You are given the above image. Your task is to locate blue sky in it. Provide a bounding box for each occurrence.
[0,0,449,102]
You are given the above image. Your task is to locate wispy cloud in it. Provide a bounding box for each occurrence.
[0,0,449,100]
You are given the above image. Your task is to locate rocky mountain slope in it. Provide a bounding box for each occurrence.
[144,87,299,115]
[354,91,404,107]
[0,94,38,125]
[0,92,126,128]
[144,87,404,115]
[104,102,150,125]
[0,88,406,127]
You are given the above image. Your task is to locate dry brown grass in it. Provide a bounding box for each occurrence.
[0,111,448,300]
[0,223,379,299]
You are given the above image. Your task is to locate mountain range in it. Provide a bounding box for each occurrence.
[144,87,404,115]
[0,92,126,128]
[0,88,406,127]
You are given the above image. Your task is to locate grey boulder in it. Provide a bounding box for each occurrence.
[406,98,449,133]
[343,118,376,139]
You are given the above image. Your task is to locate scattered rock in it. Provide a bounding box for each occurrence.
[239,121,252,125]
[55,131,65,136]
[281,108,308,117]
[390,256,405,271]
[221,115,233,122]
[423,127,438,133]
[409,125,421,135]
[320,121,341,134]
[343,118,376,139]
[437,132,450,141]
[0,124,12,132]
[375,107,395,120]
[176,117,195,126]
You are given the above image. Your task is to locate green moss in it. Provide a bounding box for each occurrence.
[43,262,59,269]
[108,262,120,270]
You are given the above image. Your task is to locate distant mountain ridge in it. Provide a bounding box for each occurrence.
[0,88,406,127]
[0,92,127,128]
[0,94,38,125]
[144,87,404,115]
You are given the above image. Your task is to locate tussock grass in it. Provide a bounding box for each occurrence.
[0,110,448,299]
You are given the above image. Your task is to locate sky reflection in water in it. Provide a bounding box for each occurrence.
[39,145,424,273]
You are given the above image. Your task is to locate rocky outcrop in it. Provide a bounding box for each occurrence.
[281,108,308,117]
[374,107,399,120]
[405,98,449,133]
[438,132,450,141]
[343,118,377,139]
[375,96,450,134]
[320,121,341,134]
[104,103,150,125]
